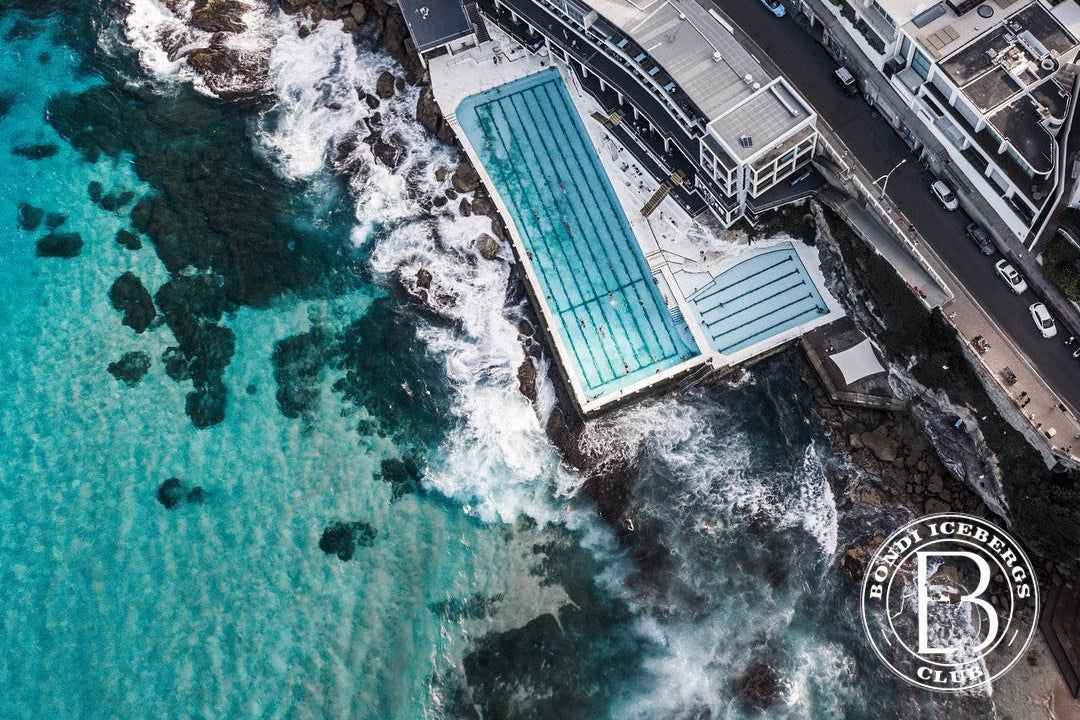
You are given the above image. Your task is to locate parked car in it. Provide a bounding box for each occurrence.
[834,67,859,96]
[759,0,785,17]
[1030,302,1058,339]
[994,259,1028,294]
[965,223,994,255]
[931,180,959,211]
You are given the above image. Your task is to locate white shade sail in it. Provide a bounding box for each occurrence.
[829,338,886,387]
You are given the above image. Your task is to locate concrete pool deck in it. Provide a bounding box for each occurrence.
[429,27,843,415]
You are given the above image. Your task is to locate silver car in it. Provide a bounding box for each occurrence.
[994,259,1027,294]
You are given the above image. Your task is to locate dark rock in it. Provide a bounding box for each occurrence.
[115,229,142,250]
[452,161,480,193]
[319,520,377,561]
[45,212,66,229]
[186,486,205,504]
[107,351,151,386]
[351,3,368,23]
[157,478,186,509]
[187,45,269,102]
[191,0,248,33]
[376,70,395,99]
[517,359,537,403]
[109,272,156,333]
[416,86,456,145]
[475,233,499,259]
[445,188,457,200]
[297,23,312,39]
[35,232,83,258]
[458,198,471,216]
[416,268,433,289]
[433,195,447,208]
[395,77,405,92]
[12,143,58,160]
[733,660,784,710]
[365,93,380,110]
[16,202,43,231]
[435,166,447,182]
[518,318,534,337]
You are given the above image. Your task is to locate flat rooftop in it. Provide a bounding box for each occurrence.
[587,0,773,121]
[398,0,474,52]
[707,79,811,161]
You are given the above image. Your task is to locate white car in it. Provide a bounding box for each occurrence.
[994,259,1028,294]
[1029,302,1058,339]
[931,180,959,211]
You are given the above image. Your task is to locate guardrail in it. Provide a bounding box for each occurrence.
[815,129,952,301]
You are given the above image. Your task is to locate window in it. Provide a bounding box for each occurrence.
[911,49,932,80]
[898,34,912,63]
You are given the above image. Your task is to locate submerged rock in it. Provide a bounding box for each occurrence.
[318,520,377,561]
[377,456,423,500]
[107,351,151,386]
[157,478,186,509]
[186,378,227,429]
[87,181,103,203]
[271,327,331,420]
[35,232,82,258]
[45,212,66,229]
[157,477,206,509]
[100,190,136,212]
[115,229,142,250]
[109,272,156,333]
[12,143,58,160]
[16,202,43,231]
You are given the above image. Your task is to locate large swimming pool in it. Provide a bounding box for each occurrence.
[457,69,698,401]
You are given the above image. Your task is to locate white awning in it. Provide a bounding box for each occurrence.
[829,338,886,387]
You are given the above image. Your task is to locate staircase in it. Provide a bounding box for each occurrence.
[465,3,490,44]
[676,363,713,393]
[641,182,672,217]
[589,110,624,130]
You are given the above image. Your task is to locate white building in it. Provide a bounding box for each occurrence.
[812,0,1080,238]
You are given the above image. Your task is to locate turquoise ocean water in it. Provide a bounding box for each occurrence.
[0,4,951,719]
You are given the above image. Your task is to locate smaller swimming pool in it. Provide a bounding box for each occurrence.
[688,245,828,355]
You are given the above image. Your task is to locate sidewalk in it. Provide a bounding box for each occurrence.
[828,190,1080,463]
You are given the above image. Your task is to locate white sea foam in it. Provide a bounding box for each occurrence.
[118,7,867,713]
[121,0,274,98]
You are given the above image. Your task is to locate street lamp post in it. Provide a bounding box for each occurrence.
[873,158,906,199]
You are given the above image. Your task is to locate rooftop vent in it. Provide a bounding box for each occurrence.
[738,135,753,148]
[743,73,753,85]
[712,51,722,63]
[678,12,685,20]
[977,4,993,19]
[752,82,761,90]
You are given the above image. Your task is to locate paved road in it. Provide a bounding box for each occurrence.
[713,0,1080,414]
